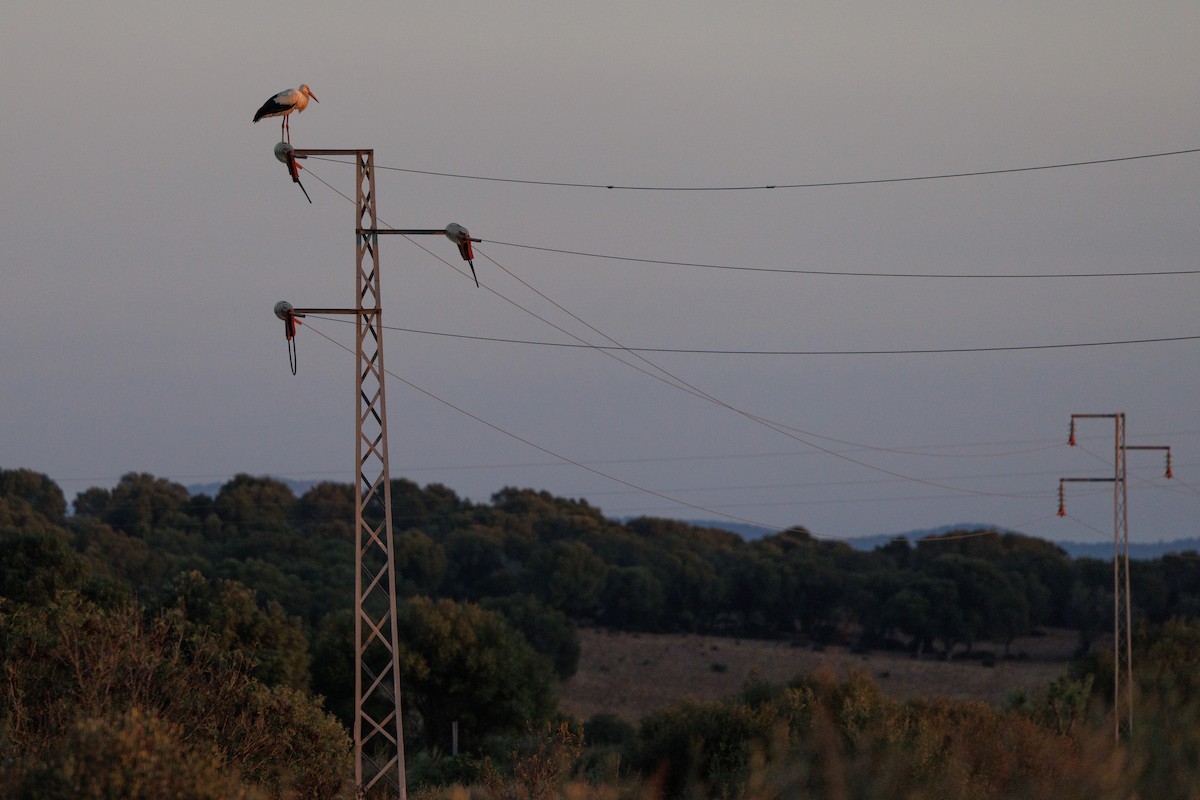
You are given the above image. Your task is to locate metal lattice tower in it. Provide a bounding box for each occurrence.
[273,146,479,798]
[349,149,406,798]
[1059,412,1172,741]
[274,148,406,798]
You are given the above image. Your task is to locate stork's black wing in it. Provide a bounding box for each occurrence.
[253,92,293,122]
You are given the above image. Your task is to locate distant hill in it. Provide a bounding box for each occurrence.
[1050,537,1200,561]
[687,520,1200,561]
[678,520,1004,548]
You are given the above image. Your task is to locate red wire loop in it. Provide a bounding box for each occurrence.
[282,312,301,375]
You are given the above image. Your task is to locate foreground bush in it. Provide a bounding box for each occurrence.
[0,594,351,799]
[407,659,1200,800]
[11,707,265,800]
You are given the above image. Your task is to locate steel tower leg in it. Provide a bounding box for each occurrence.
[1113,413,1132,740]
[352,149,406,799]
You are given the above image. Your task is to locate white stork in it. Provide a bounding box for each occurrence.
[253,84,318,143]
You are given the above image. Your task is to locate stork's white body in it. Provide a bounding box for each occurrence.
[253,84,318,143]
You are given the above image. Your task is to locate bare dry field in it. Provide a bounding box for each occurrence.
[558,627,1078,723]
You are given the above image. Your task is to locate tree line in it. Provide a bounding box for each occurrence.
[2,467,1199,797]
[54,469,1200,652]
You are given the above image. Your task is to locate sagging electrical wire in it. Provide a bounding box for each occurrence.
[306,315,1200,356]
[483,239,1200,280]
[301,164,725,410]
[296,165,1085,503]
[305,161,1200,281]
[319,176,1063,499]
[300,320,785,533]
[470,245,1064,500]
[299,319,1052,546]
[307,145,1200,192]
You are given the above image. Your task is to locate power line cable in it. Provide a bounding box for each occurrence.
[413,232,1192,479]
[308,314,1200,355]
[1057,512,1116,541]
[299,168,1098,496]
[369,213,1096,497]
[297,166,1132,506]
[473,247,1038,499]
[392,227,729,406]
[292,181,1033,526]
[312,155,1200,281]
[483,240,1200,279]
[65,437,1196,489]
[307,167,876,476]
[302,164,723,408]
[300,321,1043,546]
[584,464,1104,501]
[294,185,1195,369]
[302,321,788,533]
[301,169,731,432]
[307,146,1200,192]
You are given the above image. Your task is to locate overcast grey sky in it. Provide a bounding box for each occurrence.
[3,2,1198,543]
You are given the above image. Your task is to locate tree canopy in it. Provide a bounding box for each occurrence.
[3,467,1200,797]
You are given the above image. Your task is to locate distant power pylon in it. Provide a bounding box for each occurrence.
[1058,412,1172,741]
[272,146,478,799]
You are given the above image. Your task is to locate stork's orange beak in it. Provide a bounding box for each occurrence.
[309,91,319,103]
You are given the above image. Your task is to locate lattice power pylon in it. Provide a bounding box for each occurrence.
[1059,412,1172,741]
[272,147,479,799]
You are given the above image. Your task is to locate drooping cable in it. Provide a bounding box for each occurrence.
[308,315,1200,356]
[307,145,1200,192]
[475,247,1045,500]
[483,239,1200,280]
[300,166,1051,502]
[301,320,1052,545]
[301,321,786,532]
